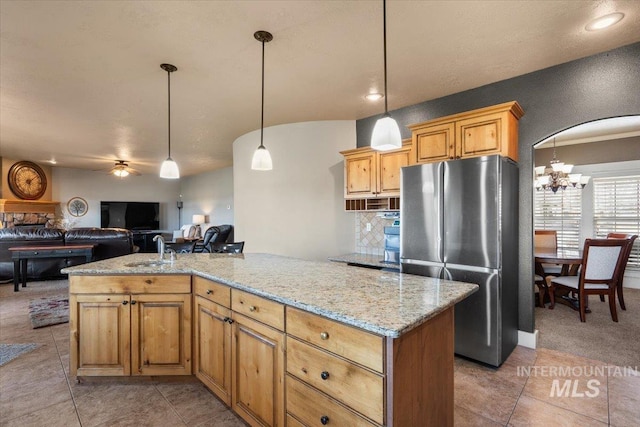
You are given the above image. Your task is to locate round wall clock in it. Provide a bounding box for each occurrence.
[7,161,48,200]
[67,197,88,217]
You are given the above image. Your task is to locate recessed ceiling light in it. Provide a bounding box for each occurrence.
[365,93,384,101]
[585,12,624,31]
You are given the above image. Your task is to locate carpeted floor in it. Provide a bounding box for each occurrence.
[0,343,40,366]
[536,287,640,368]
[28,295,69,329]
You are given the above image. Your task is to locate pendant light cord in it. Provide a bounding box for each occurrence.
[167,69,172,159]
[383,0,389,115]
[260,38,265,149]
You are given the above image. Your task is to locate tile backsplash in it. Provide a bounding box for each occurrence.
[355,212,396,256]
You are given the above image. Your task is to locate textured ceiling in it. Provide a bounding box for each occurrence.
[1,0,639,176]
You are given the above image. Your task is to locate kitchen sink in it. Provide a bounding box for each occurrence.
[124,260,172,268]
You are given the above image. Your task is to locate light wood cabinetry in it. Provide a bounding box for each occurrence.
[286,306,455,427]
[69,275,192,377]
[409,101,523,163]
[194,279,285,427]
[341,140,412,199]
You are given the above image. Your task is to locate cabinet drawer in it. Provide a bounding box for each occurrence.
[231,289,284,331]
[286,307,384,373]
[69,275,191,294]
[194,276,230,308]
[286,375,378,427]
[286,414,306,427]
[287,337,384,424]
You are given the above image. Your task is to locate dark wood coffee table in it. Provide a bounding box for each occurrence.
[9,244,95,292]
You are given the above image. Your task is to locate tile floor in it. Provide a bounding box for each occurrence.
[1,280,639,426]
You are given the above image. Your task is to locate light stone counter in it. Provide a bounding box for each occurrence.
[328,252,399,269]
[63,252,477,338]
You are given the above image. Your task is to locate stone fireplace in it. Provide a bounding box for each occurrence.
[0,199,60,228]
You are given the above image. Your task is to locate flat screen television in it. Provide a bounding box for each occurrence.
[101,201,160,231]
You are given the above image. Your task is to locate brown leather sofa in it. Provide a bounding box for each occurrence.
[0,227,135,281]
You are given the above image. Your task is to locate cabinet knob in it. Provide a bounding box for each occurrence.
[249,305,256,312]
[320,415,330,425]
[223,316,230,323]
[122,301,128,305]
[34,251,39,255]
[145,279,152,284]
[321,371,330,380]
[206,289,213,295]
[131,300,137,305]
[320,331,329,340]
[227,318,234,324]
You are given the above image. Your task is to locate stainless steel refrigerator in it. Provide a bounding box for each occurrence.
[400,155,518,367]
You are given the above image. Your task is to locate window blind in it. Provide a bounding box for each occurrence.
[593,176,640,270]
[534,187,582,251]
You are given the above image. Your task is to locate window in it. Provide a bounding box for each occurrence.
[534,187,582,250]
[593,175,640,270]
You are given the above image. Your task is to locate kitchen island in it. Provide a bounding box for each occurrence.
[63,253,477,427]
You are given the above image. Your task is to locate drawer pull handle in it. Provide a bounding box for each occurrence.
[321,371,330,380]
[320,331,329,340]
[206,289,213,295]
[249,305,256,312]
[122,301,128,305]
[131,300,137,305]
[320,415,329,425]
[145,279,152,284]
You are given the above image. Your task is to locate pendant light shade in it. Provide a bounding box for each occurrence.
[371,0,401,151]
[251,30,273,171]
[160,63,180,179]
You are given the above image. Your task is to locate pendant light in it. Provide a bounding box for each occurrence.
[251,31,274,171]
[371,0,402,151]
[159,63,180,179]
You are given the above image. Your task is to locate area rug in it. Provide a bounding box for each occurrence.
[0,343,40,366]
[28,295,69,329]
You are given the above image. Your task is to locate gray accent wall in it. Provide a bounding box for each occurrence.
[356,42,640,333]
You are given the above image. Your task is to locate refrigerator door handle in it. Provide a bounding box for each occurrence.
[445,263,497,274]
[401,259,444,268]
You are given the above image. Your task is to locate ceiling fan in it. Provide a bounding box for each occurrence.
[109,160,141,177]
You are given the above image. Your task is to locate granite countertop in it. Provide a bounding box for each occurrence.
[328,252,399,269]
[62,253,477,338]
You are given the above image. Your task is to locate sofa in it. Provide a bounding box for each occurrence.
[0,227,135,281]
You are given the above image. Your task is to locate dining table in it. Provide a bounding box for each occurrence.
[535,248,585,311]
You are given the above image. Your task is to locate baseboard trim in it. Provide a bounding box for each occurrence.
[518,329,538,349]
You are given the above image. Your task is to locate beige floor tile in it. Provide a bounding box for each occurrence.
[454,404,504,426]
[155,382,234,425]
[608,369,640,427]
[0,398,80,427]
[508,395,607,426]
[91,403,187,426]
[0,376,72,421]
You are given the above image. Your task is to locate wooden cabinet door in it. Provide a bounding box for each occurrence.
[131,293,192,376]
[194,295,232,404]
[232,313,285,427]
[71,294,131,377]
[344,152,376,197]
[413,122,456,163]
[377,146,411,195]
[456,112,504,159]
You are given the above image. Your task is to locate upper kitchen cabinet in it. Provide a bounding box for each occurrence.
[409,101,524,163]
[341,139,412,203]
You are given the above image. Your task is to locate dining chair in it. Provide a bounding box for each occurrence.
[211,241,245,254]
[190,226,219,253]
[534,230,562,276]
[603,233,638,310]
[548,238,628,322]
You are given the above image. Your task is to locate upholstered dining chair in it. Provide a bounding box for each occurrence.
[534,230,562,276]
[603,233,638,310]
[190,226,219,253]
[548,238,628,322]
[211,241,245,254]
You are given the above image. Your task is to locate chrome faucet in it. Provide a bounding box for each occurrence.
[152,235,165,260]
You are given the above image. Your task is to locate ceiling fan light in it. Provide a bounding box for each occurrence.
[371,114,402,151]
[160,158,180,179]
[113,168,129,178]
[251,146,273,171]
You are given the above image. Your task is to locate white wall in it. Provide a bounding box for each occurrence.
[52,167,180,230]
[233,120,356,261]
[179,167,234,227]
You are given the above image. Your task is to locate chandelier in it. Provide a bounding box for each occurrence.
[534,138,590,192]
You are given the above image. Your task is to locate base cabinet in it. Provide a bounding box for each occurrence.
[69,275,192,377]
